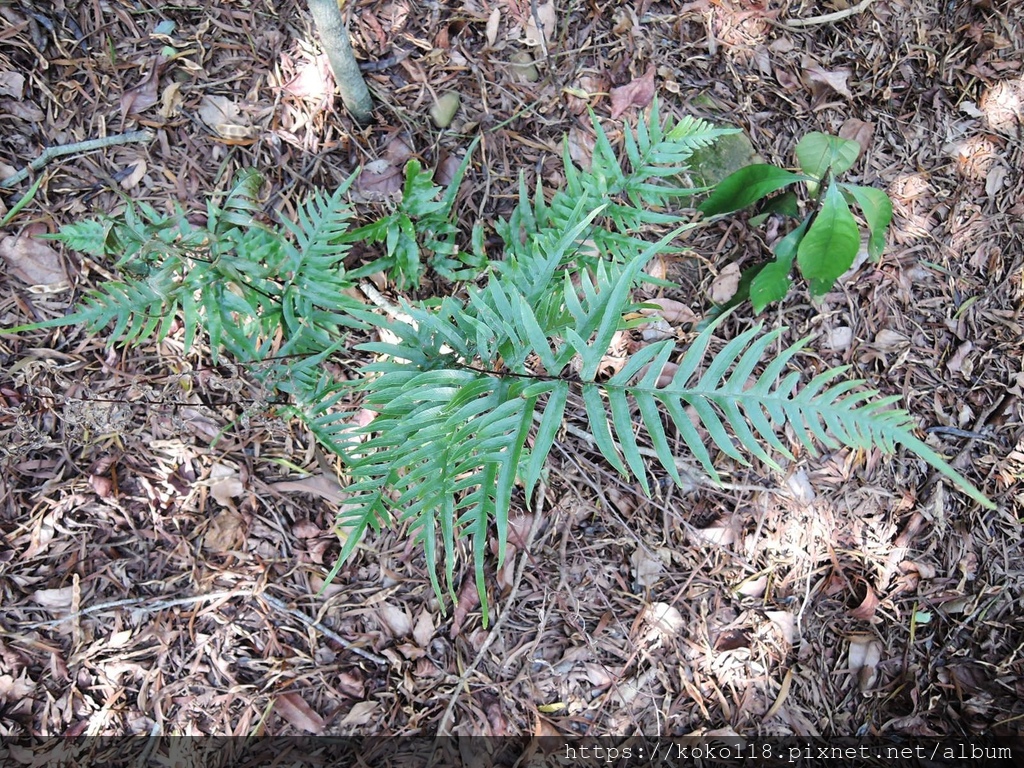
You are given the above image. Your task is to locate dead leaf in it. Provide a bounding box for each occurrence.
[847,634,883,692]
[339,700,379,728]
[0,235,67,289]
[640,298,698,326]
[274,693,325,734]
[485,7,501,46]
[946,341,974,377]
[355,159,403,201]
[272,474,347,504]
[610,65,656,119]
[31,586,74,611]
[566,125,595,170]
[849,582,880,622]
[450,577,481,639]
[710,262,741,304]
[801,56,853,102]
[412,610,434,647]
[203,509,246,553]
[630,546,666,588]
[642,602,684,644]
[523,1,555,47]
[838,118,875,157]
[121,56,164,118]
[0,71,25,99]
[159,80,183,119]
[377,602,412,638]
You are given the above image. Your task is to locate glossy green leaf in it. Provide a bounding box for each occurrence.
[841,183,893,260]
[797,182,860,297]
[794,132,861,179]
[698,165,807,216]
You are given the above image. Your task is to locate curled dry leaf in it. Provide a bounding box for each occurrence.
[450,576,481,639]
[610,65,656,120]
[849,581,880,622]
[0,235,67,289]
[630,546,666,588]
[709,262,741,304]
[485,7,501,47]
[847,633,883,692]
[274,693,326,734]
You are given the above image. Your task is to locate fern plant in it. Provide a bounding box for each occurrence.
[5,106,992,619]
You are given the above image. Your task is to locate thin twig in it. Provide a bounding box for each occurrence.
[1,130,153,189]
[20,589,253,629]
[779,0,877,28]
[259,593,389,667]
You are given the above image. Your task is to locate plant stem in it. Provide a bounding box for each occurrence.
[307,0,374,124]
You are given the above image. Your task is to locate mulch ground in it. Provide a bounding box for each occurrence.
[1,0,1023,754]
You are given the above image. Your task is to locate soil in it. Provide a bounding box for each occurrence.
[1,0,1022,758]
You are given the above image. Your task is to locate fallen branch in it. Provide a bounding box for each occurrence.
[780,0,878,28]
[0,130,152,189]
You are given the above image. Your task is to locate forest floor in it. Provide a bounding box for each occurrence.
[1,0,1023,758]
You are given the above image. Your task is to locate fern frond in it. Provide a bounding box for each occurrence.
[592,317,994,509]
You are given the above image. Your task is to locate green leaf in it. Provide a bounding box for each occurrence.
[794,132,860,179]
[750,260,793,313]
[841,183,892,260]
[797,182,860,297]
[698,165,807,216]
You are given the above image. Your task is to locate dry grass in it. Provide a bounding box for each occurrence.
[1,0,1022,751]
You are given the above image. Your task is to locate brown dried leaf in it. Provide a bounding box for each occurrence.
[272,474,347,504]
[630,546,666,588]
[282,53,332,100]
[0,673,35,702]
[450,577,481,639]
[801,58,854,101]
[120,56,164,118]
[0,71,25,99]
[838,118,875,156]
[849,582,880,621]
[709,262,741,304]
[377,602,412,638]
[847,634,883,692]
[355,159,403,200]
[203,509,246,553]
[412,610,434,648]
[274,693,326,734]
[0,235,67,289]
[610,65,656,119]
[640,298,698,326]
[339,700,379,728]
